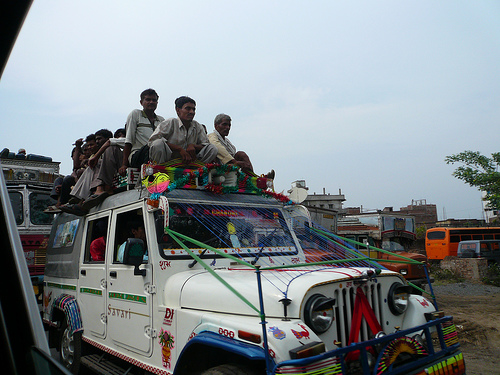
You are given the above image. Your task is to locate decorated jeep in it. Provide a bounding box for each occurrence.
[42,162,465,375]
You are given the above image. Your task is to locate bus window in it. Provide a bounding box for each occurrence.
[30,192,56,225]
[8,191,24,225]
[427,231,445,240]
[472,234,483,240]
[450,235,460,243]
[461,235,472,241]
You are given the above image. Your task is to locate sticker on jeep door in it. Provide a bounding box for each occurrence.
[163,308,174,326]
[159,329,175,369]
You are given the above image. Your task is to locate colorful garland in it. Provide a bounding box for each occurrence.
[144,163,294,205]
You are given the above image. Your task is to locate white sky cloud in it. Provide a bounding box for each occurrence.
[1,0,499,220]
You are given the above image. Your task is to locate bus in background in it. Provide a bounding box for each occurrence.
[337,213,430,288]
[1,148,61,300]
[426,226,500,260]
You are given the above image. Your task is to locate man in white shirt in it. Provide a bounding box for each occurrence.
[149,96,218,165]
[121,89,165,172]
[83,90,164,209]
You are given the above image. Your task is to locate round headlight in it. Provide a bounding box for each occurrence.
[304,294,335,334]
[388,282,409,315]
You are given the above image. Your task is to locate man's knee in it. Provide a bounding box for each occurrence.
[201,144,219,163]
[234,151,249,160]
[149,139,172,164]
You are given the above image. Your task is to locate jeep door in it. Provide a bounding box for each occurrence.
[106,203,153,356]
[78,213,110,339]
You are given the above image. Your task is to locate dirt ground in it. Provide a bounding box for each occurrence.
[434,290,500,375]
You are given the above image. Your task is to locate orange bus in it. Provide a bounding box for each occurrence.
[426,227,500,260]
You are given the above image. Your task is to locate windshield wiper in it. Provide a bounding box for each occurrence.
[189,249,207,268]
[251,229,278,265]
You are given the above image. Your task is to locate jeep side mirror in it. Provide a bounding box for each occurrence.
[123,238,146,276]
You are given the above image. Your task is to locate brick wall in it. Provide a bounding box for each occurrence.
[440,257,488,280]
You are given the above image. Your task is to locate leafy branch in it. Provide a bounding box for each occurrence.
[445,151,500,211]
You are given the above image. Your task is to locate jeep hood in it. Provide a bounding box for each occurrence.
[164,266,394,318]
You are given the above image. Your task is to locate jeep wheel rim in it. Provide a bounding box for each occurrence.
[61,326,75,366]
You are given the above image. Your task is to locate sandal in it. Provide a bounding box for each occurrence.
[44,205,61,213]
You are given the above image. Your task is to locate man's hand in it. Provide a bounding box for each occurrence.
[186,144,197,159]
[179,148,193,164]
[118,165,128,176]
[74,138,83,147]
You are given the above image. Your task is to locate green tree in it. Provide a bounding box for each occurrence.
[445,151,500,211]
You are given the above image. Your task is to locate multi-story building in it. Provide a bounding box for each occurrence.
[288,180,345,232]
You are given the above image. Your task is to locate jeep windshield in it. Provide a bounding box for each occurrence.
[155,202,299,260]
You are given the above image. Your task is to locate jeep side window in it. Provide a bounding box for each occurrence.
[84,217,109,262]
[114,209,148,263]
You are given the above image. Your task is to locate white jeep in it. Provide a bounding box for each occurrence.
[42,164,465,375]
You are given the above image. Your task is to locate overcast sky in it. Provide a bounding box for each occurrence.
[1,1,499,220]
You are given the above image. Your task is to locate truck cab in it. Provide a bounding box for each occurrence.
[1,150,61,299]
[337,214,430,289]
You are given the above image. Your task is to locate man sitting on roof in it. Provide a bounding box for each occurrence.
[69,129,112,201]
[81,128,127,209]
[148,96,218,165]
[208,113,274,179]
[122,88,165,171]
[60,129,113,215]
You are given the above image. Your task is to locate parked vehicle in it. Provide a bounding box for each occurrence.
[42,163,465,375]
[426,227,500,260]
[1,150,61,300]
[0,1,71,372]
[337,213,430,288]
[457,239,500,263]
